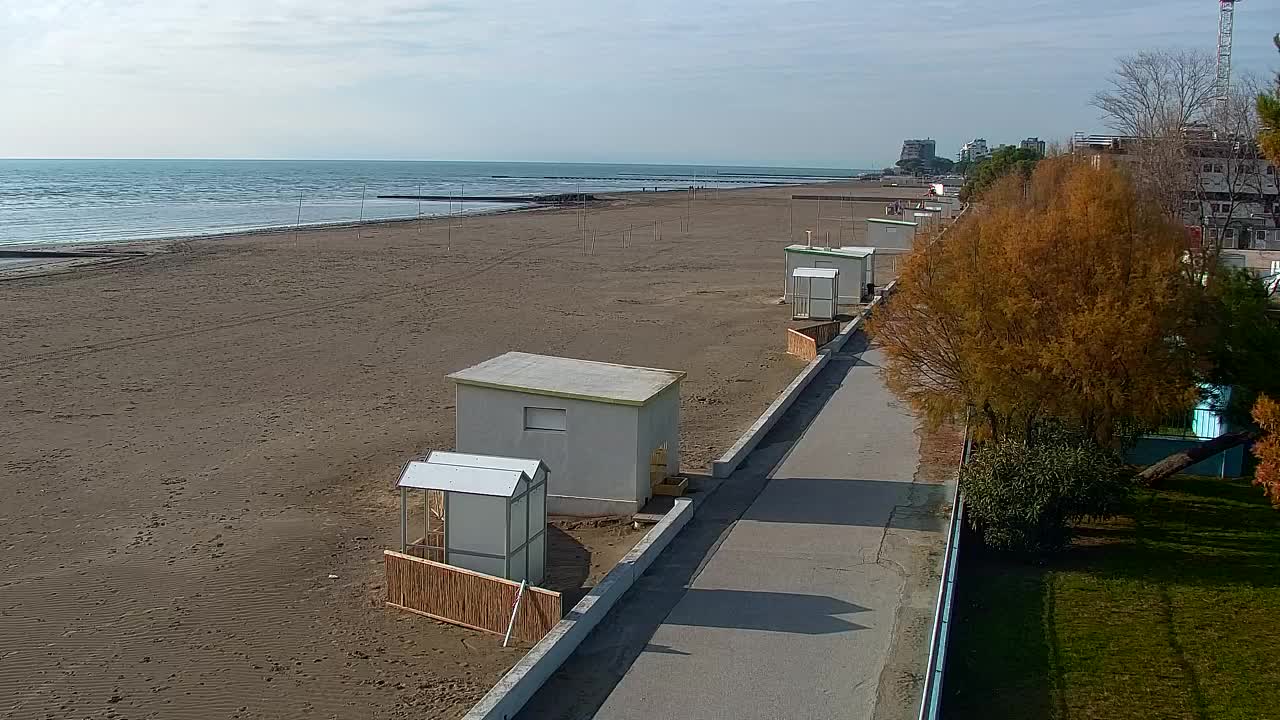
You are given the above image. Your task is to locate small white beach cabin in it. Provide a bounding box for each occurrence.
[397,451,548,584]
[784,244,873,305]
[866,217,918,251]
[449,352,684,517]
[791,267,839,320]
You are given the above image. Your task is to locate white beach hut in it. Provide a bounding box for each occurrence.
[837,247,878,290]
[397,451,548,584]
[783,244,873,305]
[449,352,684,517]
[791,267,839,320]
[925,201,955,220]
[865,218,918,251]
[911,208,942,231]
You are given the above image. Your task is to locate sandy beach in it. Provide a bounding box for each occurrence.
[0,180,922,718]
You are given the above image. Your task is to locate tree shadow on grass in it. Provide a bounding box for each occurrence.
[1060,477,1280,589]
[942,530,1057,719]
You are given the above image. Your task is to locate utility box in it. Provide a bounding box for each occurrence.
[396,452,548,584]
[784,244,873,305]
[792,267,839,320]
[449,352,684,517]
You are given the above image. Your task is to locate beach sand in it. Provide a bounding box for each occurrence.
[0,181,923,718]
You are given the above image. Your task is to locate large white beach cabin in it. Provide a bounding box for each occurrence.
[866,217,917,251]
[449,352,684,517]
[396,452,548,584]
[784,244,873,305]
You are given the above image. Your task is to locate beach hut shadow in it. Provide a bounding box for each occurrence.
[544,526,592,606]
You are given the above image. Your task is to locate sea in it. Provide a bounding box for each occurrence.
[0,160,866,248]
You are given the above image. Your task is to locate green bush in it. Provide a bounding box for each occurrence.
[961,435,1132,554]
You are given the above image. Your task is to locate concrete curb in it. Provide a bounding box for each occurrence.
[463,496,695,720]
[710,280,897,479]
[710,351,831,478]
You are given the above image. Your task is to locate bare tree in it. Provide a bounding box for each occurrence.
[1092,49,1217,137]
[1090,51,1216,226]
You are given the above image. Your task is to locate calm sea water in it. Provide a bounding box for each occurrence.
[0,160,863,247]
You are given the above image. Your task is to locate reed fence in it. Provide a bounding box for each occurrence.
[384,550,562,642]
[786,321,841,361]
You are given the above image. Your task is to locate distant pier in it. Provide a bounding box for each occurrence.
[376,193,602,204]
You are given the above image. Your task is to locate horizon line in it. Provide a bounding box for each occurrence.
[0,157,877,171]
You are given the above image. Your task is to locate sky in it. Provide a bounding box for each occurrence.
[1,0,1277,168]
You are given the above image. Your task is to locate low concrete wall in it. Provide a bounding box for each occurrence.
[463,496,694,720]
[711,282,896,478]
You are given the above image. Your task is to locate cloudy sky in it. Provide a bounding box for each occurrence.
[1,0,1277,167]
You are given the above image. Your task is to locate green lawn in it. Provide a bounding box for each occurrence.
[944,476,1280,720]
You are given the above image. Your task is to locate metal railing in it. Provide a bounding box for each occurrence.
[918,421,972,720]
[1149,406,1224,440]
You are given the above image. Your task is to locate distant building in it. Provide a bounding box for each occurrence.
[900,139,936,163]
[1071,130,1279,284]
[958,138,990,163]
[1021,137,1047,155]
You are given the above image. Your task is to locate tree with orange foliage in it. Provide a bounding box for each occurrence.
[869,155,1199,448]
[1252,395,1280,508]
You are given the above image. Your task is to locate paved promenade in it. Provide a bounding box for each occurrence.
[518,335,954,720]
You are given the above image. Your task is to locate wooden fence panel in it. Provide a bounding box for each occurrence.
[803,320,840,347]
[786,329,819,361]
[786,321,841,361]
[384,550,561,643]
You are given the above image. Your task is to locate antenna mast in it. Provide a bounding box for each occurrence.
[1214,0,1239,122]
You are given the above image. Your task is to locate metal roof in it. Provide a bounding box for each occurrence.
[448,351,685,406]
[784,244,873,259]
[866,217,918,227]
[837,246,879,255]
[397,461,527,497]
[793,267,839,279]
[426,451,546,481]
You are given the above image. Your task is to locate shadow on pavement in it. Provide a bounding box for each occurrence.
[745,478,949,533]
[663,589,868,634]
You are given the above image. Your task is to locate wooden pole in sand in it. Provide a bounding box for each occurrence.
[356,183,367,241]
[788,199,793,244]
[816,198,821,245]
[447,193,453,251]
[294,191,303,249]
[416,183,423,243]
